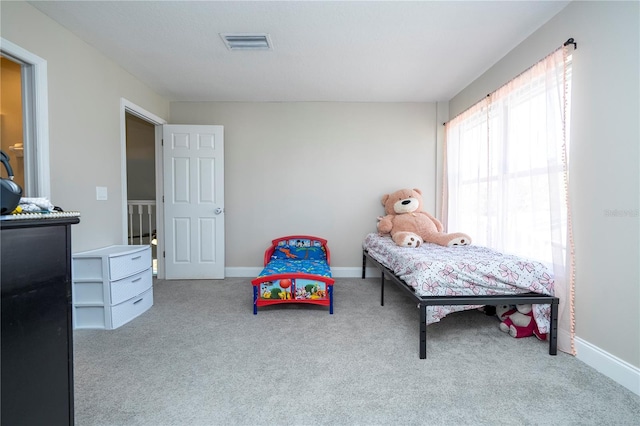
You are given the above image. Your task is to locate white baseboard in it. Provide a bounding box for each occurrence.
[575,336,640,396]
[225,267,262,278]
[225,266,380,278]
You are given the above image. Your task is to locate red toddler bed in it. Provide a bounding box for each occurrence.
[252,235,335,314]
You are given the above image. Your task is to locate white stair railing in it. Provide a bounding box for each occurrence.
[127,200,156,245]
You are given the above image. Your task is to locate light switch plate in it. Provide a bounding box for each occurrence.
[96,186,108,201]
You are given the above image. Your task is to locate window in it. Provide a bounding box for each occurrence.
[446,48,572,267]
[445,44,575,355]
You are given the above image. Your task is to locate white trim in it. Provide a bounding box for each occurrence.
[153,124,165,279]
[121,98,165,125]
[575,336,640,396]
[1,38,50,198]
[119,98,166,277]
[225,267,262,278]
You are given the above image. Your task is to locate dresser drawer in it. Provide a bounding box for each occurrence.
[111,288,153,329]
[110,267,152,305]
[73,245,153,330]
[108,247,151,281]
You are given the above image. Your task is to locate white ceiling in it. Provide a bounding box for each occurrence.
[28,0,571,102]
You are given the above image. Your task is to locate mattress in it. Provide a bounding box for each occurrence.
[257,258,332,278]
[363,233,555,333]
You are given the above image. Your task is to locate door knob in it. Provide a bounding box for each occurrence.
[214,207,224,215]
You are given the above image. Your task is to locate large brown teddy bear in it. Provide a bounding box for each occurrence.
[377,188,471,248]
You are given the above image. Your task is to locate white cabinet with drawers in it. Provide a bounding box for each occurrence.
[72,245,153,329]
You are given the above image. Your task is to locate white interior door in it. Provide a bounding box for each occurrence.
[163,125,224,279]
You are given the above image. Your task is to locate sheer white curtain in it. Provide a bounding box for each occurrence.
[445,46,575,354]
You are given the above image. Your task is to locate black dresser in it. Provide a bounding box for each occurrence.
[1,216,79,426]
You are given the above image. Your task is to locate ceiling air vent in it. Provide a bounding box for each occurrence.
[220,33,272,51]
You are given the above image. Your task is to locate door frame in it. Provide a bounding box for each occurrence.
[1,38,50,198]
[119,98,167,278]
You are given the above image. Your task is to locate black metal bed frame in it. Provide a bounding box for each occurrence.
[362,249,559,359]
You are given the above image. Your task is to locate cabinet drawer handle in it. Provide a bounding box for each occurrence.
[133,298,143,305]
[131,256,142,260]
[132,277,142,283]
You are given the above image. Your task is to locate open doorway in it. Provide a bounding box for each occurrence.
[1,38,51,199]
[125,112,157,274]
[120,106,225,280]
[120,99,167,279]
[0,57,24,189]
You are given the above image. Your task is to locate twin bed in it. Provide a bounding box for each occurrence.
[362,233,559,359]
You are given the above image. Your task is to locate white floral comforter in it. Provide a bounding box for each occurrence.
[363,233,555,333]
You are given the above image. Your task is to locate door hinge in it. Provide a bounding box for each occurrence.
[161,139,164,146]
[163,251,165,258]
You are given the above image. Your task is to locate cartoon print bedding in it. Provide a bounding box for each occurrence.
[362,233,555,333]
[252,236,334,314]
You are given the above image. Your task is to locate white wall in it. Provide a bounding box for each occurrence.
[449,0,640,375]
[0,1,170,252]
[170,102,439,269]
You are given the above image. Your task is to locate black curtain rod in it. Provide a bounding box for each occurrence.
[442,37,576,126]
[564,38,577,49]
